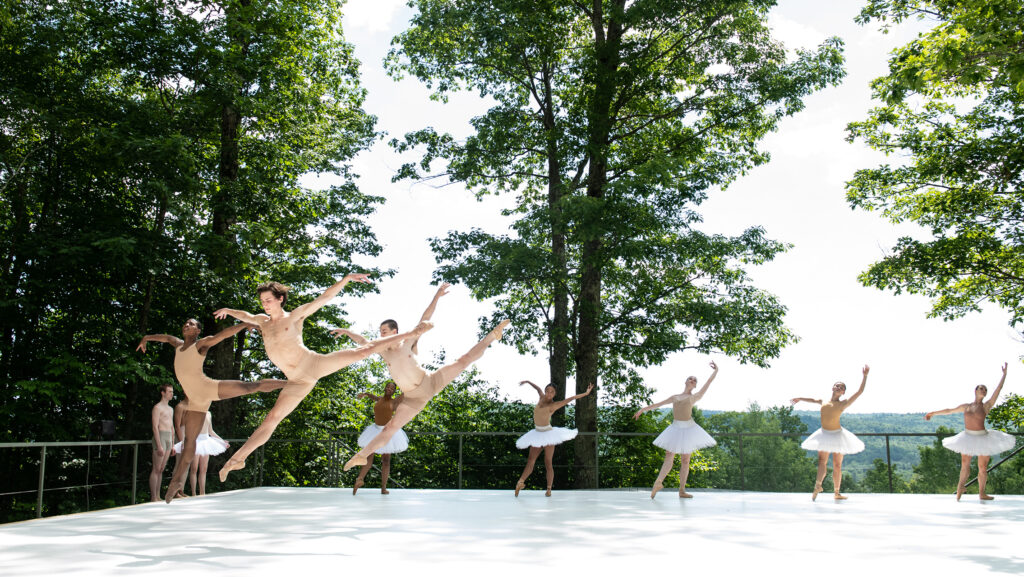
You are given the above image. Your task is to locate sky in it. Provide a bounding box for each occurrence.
[311,0,1023,414]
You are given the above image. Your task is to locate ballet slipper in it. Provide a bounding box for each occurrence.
[980,494,994,501]
[834,492,847,501]
[381,488,390,495]
[650,482,663,499]
[219,458,245,482]
[352,479,364,495]
[515,481,525,497]
[489,320,511,342]
[545,488,552,497]
[344,454,367,471]
[679,491,693,499]
[164,478,185,504]
[812,483,822,501]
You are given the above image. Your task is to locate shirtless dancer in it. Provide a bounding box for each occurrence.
[352,381,406,495]
[337,283,509,471]
[149,384,175,502]
[633,361,719,499]
[514,381,593,497]
[214,274,432,481]
[791,365,869,501]
[925,362,1013,501]
[138,319,287,502]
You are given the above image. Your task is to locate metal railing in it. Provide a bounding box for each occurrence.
[2,429,1020,521]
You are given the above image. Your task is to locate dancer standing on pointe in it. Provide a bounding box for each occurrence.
[213,274,432,482]
[633,361,719,499]
[925,362,1013,501]
[350,381,407,494]
[137,319,288,502]
[514,381,593,497]
[791,365,869,501]
[172,409,229,496]
[337,283,509,471]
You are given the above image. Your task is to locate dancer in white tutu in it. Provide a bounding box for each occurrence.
[633,361,719,499]
[351,381,407,495]
[791,365,869,501]
[514,381,594,497]
[172,408,229,496]
[925,362,1012,501]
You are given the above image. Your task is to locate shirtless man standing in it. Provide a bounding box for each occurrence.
[791,365,869,501]
[138,319,288,502]
[336,283,509,471]
[149,384,175,502]
[214,274,432,481]
[352,381,406,495]
[514,381,593,497]
[633,361,719,499]
[926,362,1013,501]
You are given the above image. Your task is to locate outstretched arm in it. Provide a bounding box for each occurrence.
[984,362,1009,410]
[213,308,265,325]
[552,383,594,411]
[136,334,183,353]
[634,394,681,419]
[357,391,381,403]
[420,283,450,323]
[692,361,719,401]
[292,273,371,320]
[845,365,870,406]
[331,327,370,346]
[790,397,822,406]
[197,323,255,354]
[925,404,969,420]
[520,380,544,399]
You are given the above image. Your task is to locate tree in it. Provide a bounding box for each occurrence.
[390,0,844,487]
[861,458,909,493]
[910,426,962,494]
[847,0,1024,325]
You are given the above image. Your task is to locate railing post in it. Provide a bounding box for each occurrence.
[738,433,745,491]
[36,446,46,518]
[458,435,463,490]
[131,443,139,504]
[594,432,600,488]
[885,435,893,493]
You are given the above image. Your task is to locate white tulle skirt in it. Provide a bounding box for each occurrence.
[516,425,578,449]
[942,429,1016,456]
[357,424,409,454]
[653,419,717,454]
[172,434,228,456]
[801,427,864,454]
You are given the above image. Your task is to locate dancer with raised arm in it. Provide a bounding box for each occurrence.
[514,381,593,497]
[925,362,1013,501]
[335,283,509,471]
[791,365,869,501]
[633,361,719,499]
[172,409,229,496]
[352,381,406,495]
[137,319,288,502]
[213,274,432,481]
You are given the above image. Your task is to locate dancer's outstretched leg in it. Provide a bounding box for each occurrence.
[678,453,693,498]
[543,445,555,496]
[218,378,287,400]
[813,451,828,501]
[219,381,315,481]
[833,453,847,500]
[516,446,542,496]
[165,410,206,503]
[651,452,675,499]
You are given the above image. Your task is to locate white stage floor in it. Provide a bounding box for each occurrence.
[1,488,1021,575]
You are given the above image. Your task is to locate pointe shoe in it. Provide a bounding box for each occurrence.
[545,488,552,497]
[834,492,848,500]
[219,458,245,482]
[812,484,822,501]
[679,491,693,499]
[352,479,364,495]
[381,488,390,495]
[344,455,367,472]
[515,481,525,497]
[980,494,994,501]
[164,479,185,504]
[650,482,663,499]
[490,319,511,342]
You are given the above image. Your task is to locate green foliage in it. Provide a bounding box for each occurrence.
[910,426,962,493]
[848,0,1024,325]
[861,458,910,493]
[988,393,1024,431]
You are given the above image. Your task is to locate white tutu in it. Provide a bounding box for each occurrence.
[942,429,1016,456]
[357,424,409,454]
[652,419,717,454]
[172,434,228,456]
[516,425,578,449]
[801,427,864,454]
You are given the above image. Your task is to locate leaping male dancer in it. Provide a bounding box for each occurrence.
[213,273,432,481]
[334,283,509,471]
[137,319,288,502]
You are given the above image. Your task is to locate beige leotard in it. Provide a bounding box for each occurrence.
[173,345,220,412]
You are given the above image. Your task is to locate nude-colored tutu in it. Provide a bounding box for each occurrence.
[942,429,1016,456]
[652,419,717,454]
[357,424,409,454]
[516,425,578,449]
[800,427,864,454]
[172,433,228,456]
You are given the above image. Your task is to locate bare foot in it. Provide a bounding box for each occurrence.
[650,482,663,499]
[679,491,693,498]
[175,491,188,499]
[515,481,525,497]
[812,483,822,501]
[980,494,994,501]
[381,488,390,495]
[834,492,848,501]
[164,478,185,504]
[352,479,364,495]
[219,458,245,482]
[489,319,511,342]
[344,454,367,471]
[545,488,552,497]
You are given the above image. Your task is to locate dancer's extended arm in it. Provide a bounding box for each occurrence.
[790,397,822,406]
[843,365,870,408]
[213,308,265,325]
[136,333,183,353]
[197,323,255,355]
[331,327,370,346]
[634,393,681,419]
[357,391,381,403]
[520,380,544,399]
[984,362,1009,411]
[411,283,449,354]
[925,405,968,420]
[691,361,719,402]
[292,273,371,320]
[552,383,594,411]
